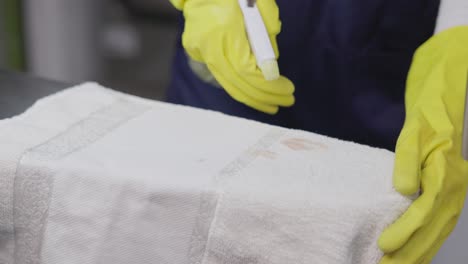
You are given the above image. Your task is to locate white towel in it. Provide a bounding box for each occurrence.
[0,83,412,264]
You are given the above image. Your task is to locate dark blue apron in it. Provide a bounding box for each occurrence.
[166,0,440,150]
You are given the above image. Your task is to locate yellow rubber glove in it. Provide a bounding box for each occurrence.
[379,26,468,264]
[169,0,295,114]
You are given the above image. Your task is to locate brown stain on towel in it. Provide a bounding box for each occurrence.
[252,150,278,160]
[281,138,328,151]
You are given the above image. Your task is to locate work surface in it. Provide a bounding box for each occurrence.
[0,70,69,119]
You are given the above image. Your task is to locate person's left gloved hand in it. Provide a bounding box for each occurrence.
[378,26,468,264]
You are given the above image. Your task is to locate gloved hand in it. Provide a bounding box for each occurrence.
[169,0,295,114]
[379,26,468,264]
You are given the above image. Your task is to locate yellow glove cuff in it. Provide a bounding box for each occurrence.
[406,25,468,108]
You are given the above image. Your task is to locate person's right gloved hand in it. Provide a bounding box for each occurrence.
[169,0,295,114]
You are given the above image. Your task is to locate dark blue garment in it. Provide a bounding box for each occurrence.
[166,0,440,150]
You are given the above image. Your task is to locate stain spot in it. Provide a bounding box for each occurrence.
[281,138,328,151]
[252,150,277,160]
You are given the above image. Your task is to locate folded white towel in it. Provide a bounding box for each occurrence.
[0,83,411,264]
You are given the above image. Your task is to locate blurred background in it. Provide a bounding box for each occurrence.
[0,0,180,100]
